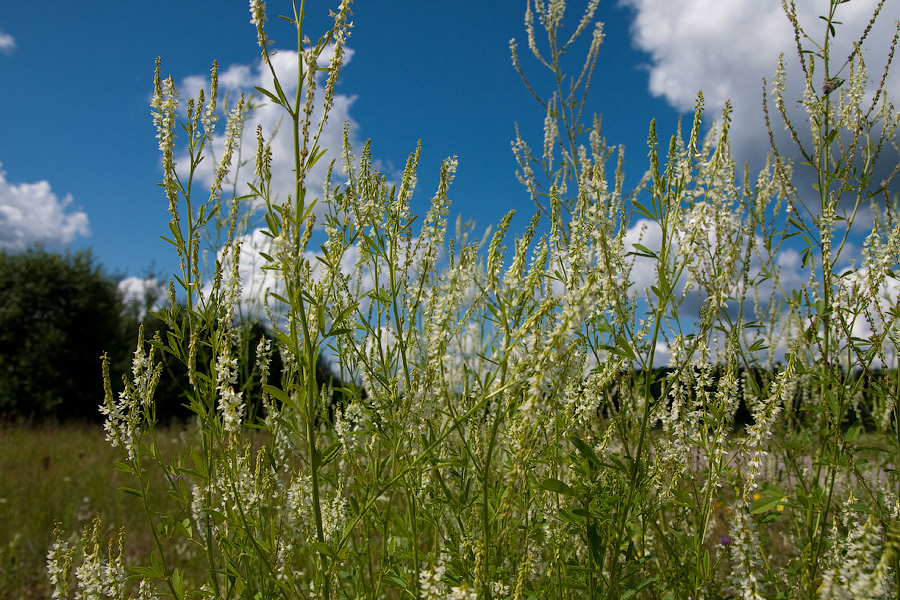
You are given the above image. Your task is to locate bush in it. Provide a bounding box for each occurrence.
[0,247,129,421]
[47,1,900,599]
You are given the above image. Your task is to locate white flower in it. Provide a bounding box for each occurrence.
[216,337,245,435]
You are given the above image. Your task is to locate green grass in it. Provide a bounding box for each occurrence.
[0,421,192,599]
[10,416,895,599]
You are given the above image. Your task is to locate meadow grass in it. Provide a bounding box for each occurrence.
[0,421,196,599]
[40,0,900,599]
[5,421,895,598]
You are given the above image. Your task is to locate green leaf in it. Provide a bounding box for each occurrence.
[748,339,768,353]
[129,565,164,579]
[326,302,359,337]
[573,507,605,520]
[801,247,811,269]
[167,219,184,242]
[326,327,352,337]
[606,334,637,361]
[672,488,693,508]
[319,442,341,467]
[586,521,605,563]
[311,541,340,560]
[307,144,328,168]
[113,461,136,475]
[254,85,284,107]
[622,577,659,599]
[631,243,658,259]
[825,388,839,418]
[750,494,783,514]
[633,200,656,220]
[570,436,601,467]
[263,385,292,407]
[540,477,574,496]
[151,551,164,576]
[119,486,144,498]
[317,303,327,335]
[172,569,185,600]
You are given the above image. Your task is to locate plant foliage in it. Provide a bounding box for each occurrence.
[46,1,900,599]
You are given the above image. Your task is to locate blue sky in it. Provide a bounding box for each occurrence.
[0,0,898,290]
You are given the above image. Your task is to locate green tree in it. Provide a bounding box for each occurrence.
[0,247,128,421]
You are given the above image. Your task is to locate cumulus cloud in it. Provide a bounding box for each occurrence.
[620,0,900,166]
[0,31,14,55]
[208,228,376,323]
[0,164,90,251]
[118,276,168,320]
[175,46,360,216]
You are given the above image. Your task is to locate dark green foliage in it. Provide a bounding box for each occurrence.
[0,245,354,423]
[142,316,282,423]
[0,247,129,421]
[139,308,353,425]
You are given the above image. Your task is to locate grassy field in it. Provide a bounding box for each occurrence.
[6,413,897,598]
[0,422,192,599]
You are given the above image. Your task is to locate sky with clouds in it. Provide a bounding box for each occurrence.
[1,0,899,353]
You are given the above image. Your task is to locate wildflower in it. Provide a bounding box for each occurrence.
[492,581,511,596]
[819,494,893,599]
[211,94,245,198]
[151,59,179,217]
[72,518,128,600]
[249,0,272,58]
[419,563,447,599]
[449,582,478,600]
[100,329,160,460]
[249,0,265,29]
[216,346,245,436]
[46,525,74,600]
[201,61,218,135]
[543,94,558,166]
[727,502,766,600]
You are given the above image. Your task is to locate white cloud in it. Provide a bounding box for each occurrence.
[208,227,376,323]
[0,164,90,251]
[620,0,900,166]
[0,31,14,55]
[118,276,167,320]
[175,46,360,219]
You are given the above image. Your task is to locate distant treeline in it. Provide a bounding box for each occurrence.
[603,364,897,430]
[138,316,359,425]
[0,247,353,424]
[1,248,895,429]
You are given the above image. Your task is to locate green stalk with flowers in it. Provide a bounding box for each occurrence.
[43,1,900,599]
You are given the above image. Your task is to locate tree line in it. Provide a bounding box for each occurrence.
[0,247,348,424]
[2,247,894,430]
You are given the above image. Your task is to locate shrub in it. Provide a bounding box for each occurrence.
[0,247,128,421]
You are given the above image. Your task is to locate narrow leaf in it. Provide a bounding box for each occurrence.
[540,477,574,496]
